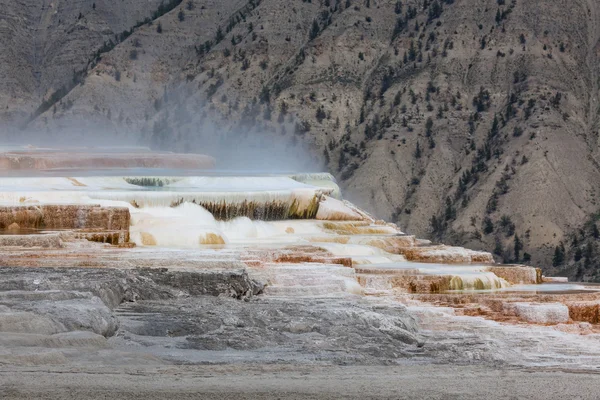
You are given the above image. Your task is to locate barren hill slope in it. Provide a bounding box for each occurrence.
[0,0,166,122]
[2,0,600,280]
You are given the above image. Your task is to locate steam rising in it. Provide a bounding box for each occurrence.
[5,109,323,175]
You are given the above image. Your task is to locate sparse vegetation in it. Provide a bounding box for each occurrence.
[414,141,422,159]
[483,217,494,234]
[472,87,491,112]
[215,27,224,43]
[519,33,526,44]
[309,19,320,40]
[16,0,597,281]
[295,120,311,135]
[553,243,565,267]
[316,106,327,123]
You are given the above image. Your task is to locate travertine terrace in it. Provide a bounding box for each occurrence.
[0,147,215,170]
[1,147,600,374]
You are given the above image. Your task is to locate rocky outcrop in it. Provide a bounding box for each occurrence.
[115,296,422,361]
[135,267,264,299]
[0,263,265,358]
[0,204,131,245]
[0,290,118,337]
[0,266,264,307]
[0,204,130,230]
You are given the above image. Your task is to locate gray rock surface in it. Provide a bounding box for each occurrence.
[0,265,263,308]
[0,265,423,367]
[0,265,264,344]
[112,295,422,364]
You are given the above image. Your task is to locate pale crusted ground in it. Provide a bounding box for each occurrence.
[1,259,600,399]
[1,364,600,400]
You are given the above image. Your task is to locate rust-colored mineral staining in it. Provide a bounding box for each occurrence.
[486,266,538,285]
[0,205,130,231]
[396,245,495,264]
[567,302,600,324]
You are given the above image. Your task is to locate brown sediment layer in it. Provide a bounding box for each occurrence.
[0,205,130,231]
[274,254,353,268]
[6,223,20,231]
[406,292,600,327]
[71,230,130,246]
[320,221,394,235]
[315,210,361,221]
[486,265,538,285]
[391,275,502,293]
[358,273,502,293]
[0,245,247,270]
[360,274,453,293]
[413,292,600,306]
[0,152,215,170]
[241,246,353,268]
[397,245,494,264]
[0,206,43,229]
[472,252,496,263]
[566,301,600,324]
[0,234,63,248]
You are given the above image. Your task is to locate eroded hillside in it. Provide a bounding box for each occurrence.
[3,0,600,280]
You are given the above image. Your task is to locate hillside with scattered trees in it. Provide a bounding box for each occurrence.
[2,0,600,280]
